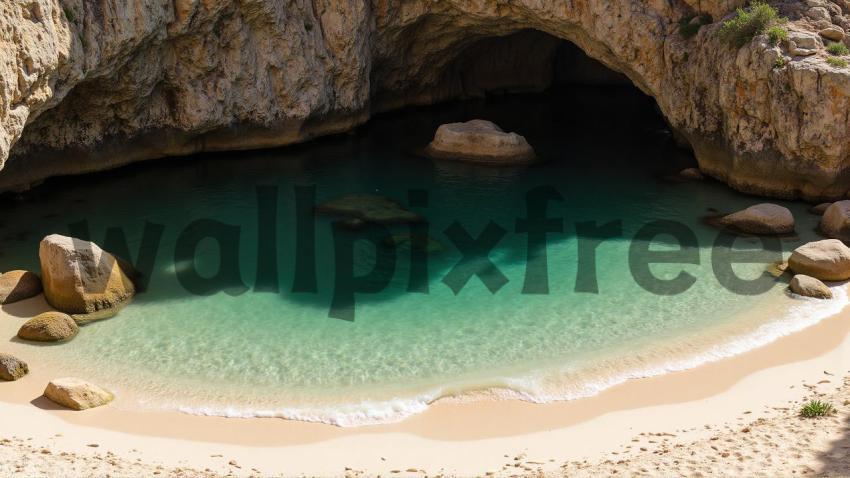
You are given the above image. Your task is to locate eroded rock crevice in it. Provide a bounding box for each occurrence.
[3,0,850,200]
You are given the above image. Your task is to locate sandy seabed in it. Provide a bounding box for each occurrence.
[2,289,850,477]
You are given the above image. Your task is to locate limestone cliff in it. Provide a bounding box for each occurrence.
[2,0,850,200]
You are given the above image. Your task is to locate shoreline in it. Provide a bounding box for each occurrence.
[1,286,849,475]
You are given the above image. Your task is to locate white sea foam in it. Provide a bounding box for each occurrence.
[169,286,849,427]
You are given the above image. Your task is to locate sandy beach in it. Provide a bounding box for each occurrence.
[0,287,849,477]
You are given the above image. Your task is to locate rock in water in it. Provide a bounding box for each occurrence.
[39,235,135,316]
[43,378,114,410]
[677,168,704,180]
[17,312,79,342]
[425,120,536,165]
[810,202,833,215]
[820,200,850,241]
[316,194,421,224]
[789,274,833,299]
[0,353,28,381]
[719,203,795,235]
[0,270,42,304]
[788,239,850,281]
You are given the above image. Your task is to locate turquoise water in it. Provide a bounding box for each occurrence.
[0,88,843,425]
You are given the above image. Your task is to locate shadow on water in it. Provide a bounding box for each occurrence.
[0,85,807,314]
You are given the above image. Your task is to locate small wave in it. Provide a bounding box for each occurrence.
[168,285,849,427]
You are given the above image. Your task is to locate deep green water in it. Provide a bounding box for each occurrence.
[0,87,844,425]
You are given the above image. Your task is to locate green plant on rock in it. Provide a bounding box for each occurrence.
[773,57,786,68]
[800,400,836,418]
[827,56,848,68]
[766,25,787,45]
[719,1,784,48]
[827,41,849,56]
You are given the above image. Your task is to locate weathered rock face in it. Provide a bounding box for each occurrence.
[39,234,135,315]
[3,0,850,200]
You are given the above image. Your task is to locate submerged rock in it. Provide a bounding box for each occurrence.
[383,233,444,253]
[425,120,536,165]
[39,234,135,316]
[718,203,795,235]
[17,311,79,342]
[789,274,833,299]
[810,202,833,215]
[43,377,114,410]
[788,239,850,281]
[0,353,28,381]
[677,168,704,181]
[0,270,42,304]
[820,200,850,241]
[316,194,421,224]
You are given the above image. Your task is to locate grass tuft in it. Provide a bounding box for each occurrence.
[827,42,849,56]
[827,56,848,68]
[773,57,786,68]
[800,400,836,418]
[719,1,784,48]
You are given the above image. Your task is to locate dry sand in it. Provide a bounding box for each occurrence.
[1,291,850,477]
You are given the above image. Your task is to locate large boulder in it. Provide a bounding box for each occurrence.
[39,235,135,316]
[43,378,114,410]
[17,311,79,342]
[789,274,833,299]
[0,353,28,381]
[820,200,850,241]
[810,202,833,215]
[718,203,795,235]
[788,239,850,281]
[425,120,536,165]
[0,270,42,304]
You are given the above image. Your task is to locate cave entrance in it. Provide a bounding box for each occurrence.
[380,29,690,173]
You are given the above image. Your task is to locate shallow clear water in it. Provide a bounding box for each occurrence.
[0,87,841,425]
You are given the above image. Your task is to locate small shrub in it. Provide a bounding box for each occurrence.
[766,25,787,45]
[719,1,783,48]
[800,400,836,418]
[774,57,786,68]
[827,56,848,68]
[827,42,849,56]
[62,6,75,23]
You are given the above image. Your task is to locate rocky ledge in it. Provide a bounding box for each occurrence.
[2,0,850,200]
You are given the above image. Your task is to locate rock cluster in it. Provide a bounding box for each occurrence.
[425,120,536,165]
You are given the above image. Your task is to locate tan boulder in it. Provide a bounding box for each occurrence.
[43,377,114,410]
[789,274,833,299]
[810,202,832,215]
[820,200,850,241]
[0,270,42,304]
[0,353,28,381]
[39,235,135,315]
[18,311,79,342]
[719,203,795,235]
[788,239,850,281]
[425,120,536,165]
